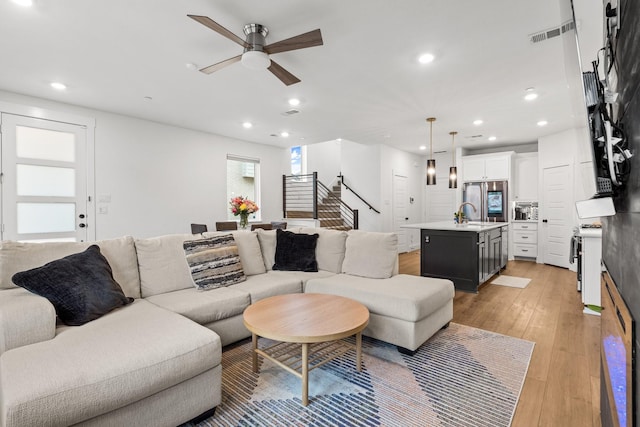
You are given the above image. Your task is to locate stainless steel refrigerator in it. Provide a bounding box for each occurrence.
[462,181,508,222]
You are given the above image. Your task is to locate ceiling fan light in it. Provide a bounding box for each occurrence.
[241,51,270,70]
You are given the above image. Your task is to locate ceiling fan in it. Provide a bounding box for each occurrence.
[187,15,323,86]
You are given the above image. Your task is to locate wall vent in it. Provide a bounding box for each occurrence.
[530,20,574,44]
[282,109,300,116]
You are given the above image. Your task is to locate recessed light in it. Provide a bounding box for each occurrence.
[488,136,497,141]
[242,122,253,129]
[419,145,427,150]
[280,131,290,137]
[336,138,342,142]
[50,82,67,91]
[473,119,483,125]
[524,93,538,101]
[288,98,300,106]
[418,53,435,64]
[185,63,198,71]
[12,0,33,7]
[537,120,548,127]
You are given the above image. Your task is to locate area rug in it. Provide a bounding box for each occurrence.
[189,323,534,427]
[491,275,531,289]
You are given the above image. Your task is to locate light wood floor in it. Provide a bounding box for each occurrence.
[399,250,601,427]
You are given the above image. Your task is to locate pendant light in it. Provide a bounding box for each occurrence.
[449,131,458,189]
[426,117,436,185]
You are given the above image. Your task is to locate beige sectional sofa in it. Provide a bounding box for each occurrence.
[0,228,454,427]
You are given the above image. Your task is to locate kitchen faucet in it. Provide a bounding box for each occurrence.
[457,202,477,222]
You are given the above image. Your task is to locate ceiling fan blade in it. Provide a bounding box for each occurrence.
[187,15,249,48]
[264,29,323,55]
[268,60,301,86]
[199,55,242,74]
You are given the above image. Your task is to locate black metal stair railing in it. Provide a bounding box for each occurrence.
[282,172,358,230]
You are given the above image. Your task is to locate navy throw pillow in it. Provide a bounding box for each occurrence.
[12,245,133,326]
[273,229,319,272]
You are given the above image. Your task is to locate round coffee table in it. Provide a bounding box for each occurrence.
[243,293,370,406]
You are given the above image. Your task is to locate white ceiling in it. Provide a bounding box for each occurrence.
[0,0,586,154]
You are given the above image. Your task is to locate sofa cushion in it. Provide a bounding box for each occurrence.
[135,234,197,298]
[305,274,454,322]
[203,231,266,275]
[0,288,56,355]
[341,230,398,279]
[230,272,303,303]
[273,229,319,272]
[144,287,250,325]
[256,229,277,270]
[0,299,220,427]
[0,236,141,298]
[11,245,133,326]
[298,227,347,273]
[183,235,246,290]
[267,270,336,291]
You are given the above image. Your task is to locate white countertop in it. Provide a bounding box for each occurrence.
[577,227,602,238]
[401,221,509,232]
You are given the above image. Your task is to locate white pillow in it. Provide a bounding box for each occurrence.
[299,227,347,273]
[256,229,277,271]
[341,231,398,279]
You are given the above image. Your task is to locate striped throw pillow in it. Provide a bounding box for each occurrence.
[183,235,246,290]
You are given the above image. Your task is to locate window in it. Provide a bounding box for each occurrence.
[290,145,307,180]
[226,155,260,220]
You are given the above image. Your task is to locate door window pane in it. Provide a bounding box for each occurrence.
[17,203,76,234]
[16,126,75,162]
[17,164,75,197]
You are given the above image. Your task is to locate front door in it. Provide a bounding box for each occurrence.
[393,174,409,253]
[1,113,89,242]
[542,164,573,268]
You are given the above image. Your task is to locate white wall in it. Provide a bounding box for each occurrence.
[0,90,288,239]
[340,140,382,231]
[306,140,342,186]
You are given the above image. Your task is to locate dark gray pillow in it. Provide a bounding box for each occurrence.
[273,229,319,272]
[12,245,133,326]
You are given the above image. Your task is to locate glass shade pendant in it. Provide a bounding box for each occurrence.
[427,159,436,185]
[449,131,458,188]
[449,166,458,188]
[426,117,436,185]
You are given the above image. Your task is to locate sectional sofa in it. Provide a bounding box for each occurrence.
[0,227,454,426]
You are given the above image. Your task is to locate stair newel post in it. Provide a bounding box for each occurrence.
[312,172,318,220]
[282,174,287,219]
[353,209,359,230]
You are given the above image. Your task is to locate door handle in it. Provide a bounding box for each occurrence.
[79,223,86,228]
[542,219,548,223]
[405,217,409,220]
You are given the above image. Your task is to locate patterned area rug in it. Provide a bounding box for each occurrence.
[491,275,532,289]
[190,323,534,427]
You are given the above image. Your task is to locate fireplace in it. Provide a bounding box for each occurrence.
[601,269,635,427]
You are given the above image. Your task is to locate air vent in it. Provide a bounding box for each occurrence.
[282,109,300,116]
[530,20,574,43]
[465,134,484,139]
[434,150,447,154]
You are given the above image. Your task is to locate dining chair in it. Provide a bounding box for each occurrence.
[215,221,238,231]
[190,223,208,234]
[270,221,287,230]
[250,223,273,231]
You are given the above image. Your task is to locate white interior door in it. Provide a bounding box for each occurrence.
[393,174,408,253]
[542,165,573,268]
[1,113,88,242]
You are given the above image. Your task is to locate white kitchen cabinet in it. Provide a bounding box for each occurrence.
[512,221,537,258]
[461,153,512,182]
[514,153,539,200]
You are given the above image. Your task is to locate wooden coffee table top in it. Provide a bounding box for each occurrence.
[243,293,369,343]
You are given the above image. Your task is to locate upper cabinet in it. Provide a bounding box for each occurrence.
[461,153,512,182]
[514,153,538,200]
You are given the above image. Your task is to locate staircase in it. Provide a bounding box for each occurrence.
[283,173,358,230]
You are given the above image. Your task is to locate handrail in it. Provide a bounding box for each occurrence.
[282,173,359,229]
[337,174,381,214]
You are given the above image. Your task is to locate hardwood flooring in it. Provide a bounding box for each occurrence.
[398,250,601,427]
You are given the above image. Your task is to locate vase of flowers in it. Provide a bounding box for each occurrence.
[229,196,259,230]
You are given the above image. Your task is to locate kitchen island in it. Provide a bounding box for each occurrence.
[402,221,509,293]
